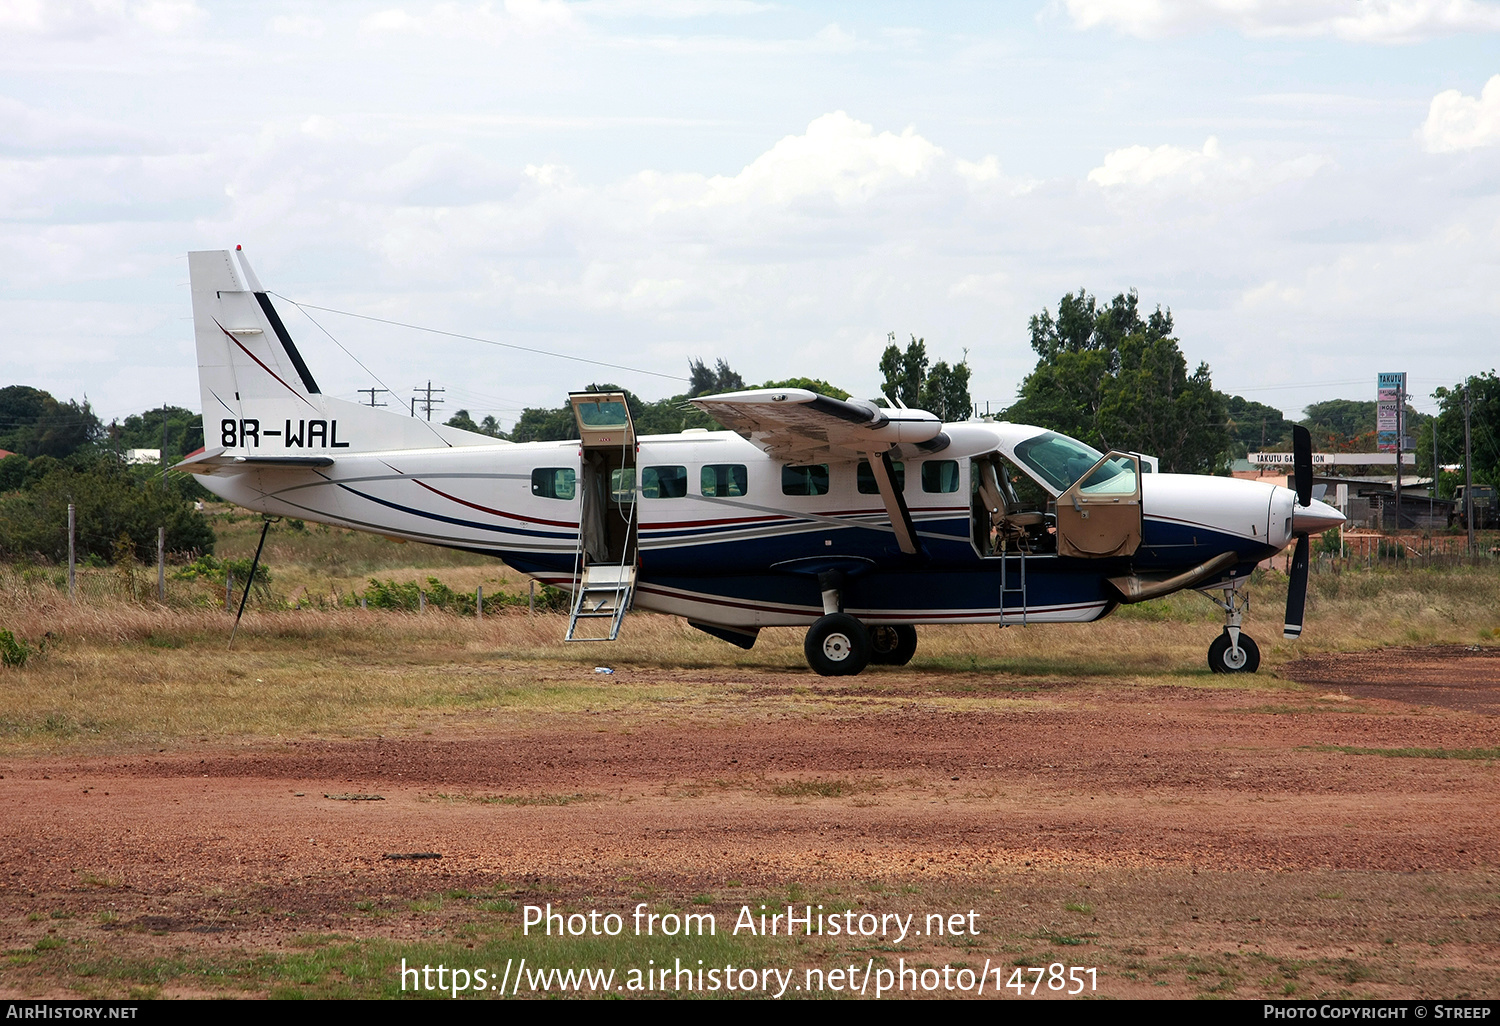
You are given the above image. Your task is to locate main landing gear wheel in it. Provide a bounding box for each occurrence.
[868,624,918,666]
[1208,631,1260,674]
[805,613,871,677]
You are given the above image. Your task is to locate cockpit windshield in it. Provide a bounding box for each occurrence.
[1011,431,1106,494]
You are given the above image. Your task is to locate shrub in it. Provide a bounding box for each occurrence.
[355,577,571,615]
[172,553,270,586]
[0,629,29,668]
[0,457,214,563]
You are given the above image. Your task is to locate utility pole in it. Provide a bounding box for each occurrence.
[414,381,445,422]
[1431,420,1437,526]
[161,405,169,484]
[67,503,76,601]
[1463,385,1475,554]
[358,387,388,408]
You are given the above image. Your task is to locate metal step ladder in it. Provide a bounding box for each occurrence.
[565,563,637,641]
[1001,545,1028,625]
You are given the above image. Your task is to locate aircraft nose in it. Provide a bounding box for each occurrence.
[1292,497,1345,536]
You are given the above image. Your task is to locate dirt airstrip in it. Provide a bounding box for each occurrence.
[1,646,1498,999]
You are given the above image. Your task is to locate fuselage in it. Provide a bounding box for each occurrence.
[195,415,1313,631]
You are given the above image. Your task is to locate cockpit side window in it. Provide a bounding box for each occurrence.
[1011,432,1105,494]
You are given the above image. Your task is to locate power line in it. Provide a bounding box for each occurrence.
[271,294,689,384]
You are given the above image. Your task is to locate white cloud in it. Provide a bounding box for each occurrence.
[572,0,772,16]
[688,111,945,207]
[0,0,203,37]
[359,0,579,38]
[1059,0,1500,43]
[270,14,324,37]
[1420,74,1500,152]
[1088,136,1327,191]
[1089,137,1233,187]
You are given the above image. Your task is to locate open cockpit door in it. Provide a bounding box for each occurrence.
[566,391,639,642]
[1054,452,1142,559]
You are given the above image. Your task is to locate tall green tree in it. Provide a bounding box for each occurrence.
[759,377,850,400]
[0,385,103,458]
[688,358,745,397]
[879,334,971,420]
[1006,289,1230,474]
[1421,371,1500,492]
[107,405,203,463]
[879,334,927,407]
[1223,395,1292,457]
[445,409,506,438]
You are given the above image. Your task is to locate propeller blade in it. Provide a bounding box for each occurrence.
[1292,424,1312,507]
[1283,533,1310,640]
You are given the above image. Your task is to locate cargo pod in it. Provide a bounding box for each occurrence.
[1054,452,1142,559]
[566,391,638,641]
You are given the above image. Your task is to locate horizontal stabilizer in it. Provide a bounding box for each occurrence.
[175,447,334,475]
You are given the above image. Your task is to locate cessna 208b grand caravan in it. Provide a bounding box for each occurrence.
[179,248,1344,676]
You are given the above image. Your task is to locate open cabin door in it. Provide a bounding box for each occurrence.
[1054,452,1143,559]
[566,392,639,641]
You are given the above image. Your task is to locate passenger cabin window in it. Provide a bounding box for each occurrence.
[856,460,905,494]
[531,467,576,500]
[642,465,688,498]
[701,464,748,497]
[782,464,830,496]
[921,460,960,493]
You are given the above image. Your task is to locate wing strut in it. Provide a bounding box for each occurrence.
[863,450,920,555]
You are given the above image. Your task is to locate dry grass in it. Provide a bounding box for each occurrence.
[1,522,1497,751]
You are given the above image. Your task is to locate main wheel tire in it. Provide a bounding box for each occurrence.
[1208,631,1260,674]
[868,624,918,666]
[804,613,871,677]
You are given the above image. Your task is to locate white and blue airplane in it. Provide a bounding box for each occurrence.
[178,248,1345,676]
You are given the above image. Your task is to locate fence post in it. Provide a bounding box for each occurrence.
[419,589,426,614]
[476,585,483,620]
[529,580,535,616]
[157,527,165,602]
[361,595,367,610]
[225,572,233,613]
[67,503,76,601]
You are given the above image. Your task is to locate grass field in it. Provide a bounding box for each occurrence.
[0,514,1496,748]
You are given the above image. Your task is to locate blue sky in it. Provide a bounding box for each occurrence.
[3,0,1499,430]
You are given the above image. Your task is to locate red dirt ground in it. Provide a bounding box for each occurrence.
[1,647,1498,997]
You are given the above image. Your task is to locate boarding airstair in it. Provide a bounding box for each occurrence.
[1001,548,1028,626]
[563,391,640,643]
[565,561,637,641]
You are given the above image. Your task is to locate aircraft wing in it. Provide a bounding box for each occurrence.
[689,388,942,462]
[690,388,945,556]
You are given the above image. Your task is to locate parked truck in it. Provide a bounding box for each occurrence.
[1450,484,1498,530]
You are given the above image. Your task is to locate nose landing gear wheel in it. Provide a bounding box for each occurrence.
[1208,631,1260,674]
[868,624,918,666]
[804,613,871,677]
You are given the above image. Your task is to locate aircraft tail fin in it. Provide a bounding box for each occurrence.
[187,247,509,460]
[189,248,321,424]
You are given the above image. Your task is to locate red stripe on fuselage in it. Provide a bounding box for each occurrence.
[411,478,579,529]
